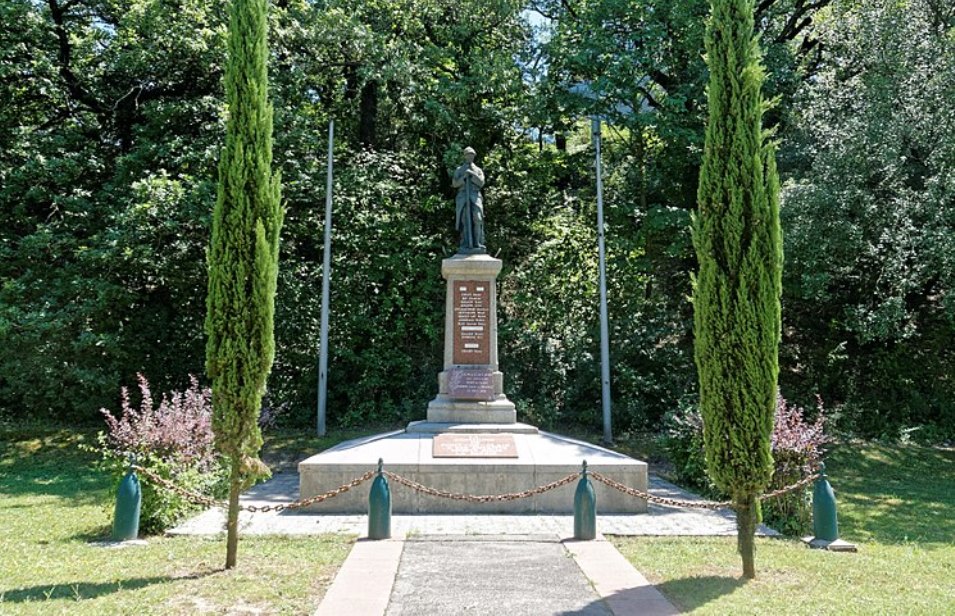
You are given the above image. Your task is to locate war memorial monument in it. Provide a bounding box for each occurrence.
[299,149,647,513]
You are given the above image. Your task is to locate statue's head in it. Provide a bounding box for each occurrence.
[463,146,476,163]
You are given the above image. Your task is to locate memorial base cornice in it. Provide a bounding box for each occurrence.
[426,395,516,424]
[406,421,540,435]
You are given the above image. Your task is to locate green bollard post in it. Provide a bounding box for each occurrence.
[574,460,597,540]
[812,463,839,541]
[807,462,856,551]
[368,458,391,540]
[111,464,142,541]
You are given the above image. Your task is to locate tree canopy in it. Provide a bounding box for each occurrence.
[1,0,951,442]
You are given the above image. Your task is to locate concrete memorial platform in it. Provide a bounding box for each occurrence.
[300,153,648,515]
[298,426,647,513]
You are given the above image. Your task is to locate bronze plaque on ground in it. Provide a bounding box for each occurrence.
[452,280,491,365]
[432,434,518,458]
[448,368,495,400]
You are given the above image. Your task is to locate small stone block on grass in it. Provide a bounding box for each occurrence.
[803,537,858,552]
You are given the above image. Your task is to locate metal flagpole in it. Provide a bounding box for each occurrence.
[317,120,334,437]
[593,118,613,444]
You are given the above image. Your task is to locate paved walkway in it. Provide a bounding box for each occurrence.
[316,534,678,616]
[170,472,777,615]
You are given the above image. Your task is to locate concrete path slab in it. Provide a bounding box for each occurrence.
[314,538,404,616]
[564,538,678,616]
[314,534,679,616]
[168,472,740,615]
[385,535,611,616]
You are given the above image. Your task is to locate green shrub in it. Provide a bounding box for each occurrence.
[661,394,828,535]
[660,399,713,495]
[762,396,828,535]
[93,375,229,534]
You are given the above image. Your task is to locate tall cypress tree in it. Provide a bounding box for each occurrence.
[693,0,782,579]
[205,0,283,569]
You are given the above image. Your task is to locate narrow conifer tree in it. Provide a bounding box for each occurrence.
[205,0,283,569]
[693,0,782,579]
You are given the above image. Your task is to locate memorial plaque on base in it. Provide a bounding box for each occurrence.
[432,434,518,458]
[448,368,495,400]
[453,280,490,364]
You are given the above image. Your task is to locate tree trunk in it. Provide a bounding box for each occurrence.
[225,457,242,569]
[736,495,757,579]
[359,80,378,148]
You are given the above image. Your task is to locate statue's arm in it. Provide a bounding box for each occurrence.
[470,166,485,188]
[451,166,466,188]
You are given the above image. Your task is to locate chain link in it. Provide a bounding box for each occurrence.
[758,472,821,502]
[131,464,374,513]
[589,471,732,510]
[132,462,823,514]
[590,469,823,511]
[382,470,579,503]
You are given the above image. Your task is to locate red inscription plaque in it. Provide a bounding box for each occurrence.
[448,368,495,400]
[452,280,491,365]
[432,434,518,458]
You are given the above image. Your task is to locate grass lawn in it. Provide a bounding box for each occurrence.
[0,426,356,615]
[612,442,955,614]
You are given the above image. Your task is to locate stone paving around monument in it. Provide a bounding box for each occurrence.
[169,472,779,537]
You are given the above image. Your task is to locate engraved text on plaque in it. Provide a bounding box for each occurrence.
[432,434,518,458]
[448,368,495,400]
[452,280,490,364]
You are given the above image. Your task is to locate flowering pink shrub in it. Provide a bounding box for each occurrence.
[96,374,227,534]
[764,394,830,535]
[662,393,830,535]
[100,373,215,469]
[771,394,829,471]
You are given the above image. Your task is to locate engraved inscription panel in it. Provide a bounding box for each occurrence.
[453,280,491,365]
[432,434,518,458]
[448,368,495,400]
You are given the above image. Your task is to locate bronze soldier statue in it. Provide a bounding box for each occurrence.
[452,147,486,254]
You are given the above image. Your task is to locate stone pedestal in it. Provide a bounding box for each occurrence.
[297,250,650,514]
[426,253,516,424]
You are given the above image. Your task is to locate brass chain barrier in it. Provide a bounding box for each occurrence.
[383,470,579,503]
[758,472,822,502]
[132,462,822,514]
[590,469,822,511]
[131,464,374,513]
[589,471,732,510]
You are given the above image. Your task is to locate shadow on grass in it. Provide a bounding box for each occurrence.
[1,569,216,603]
[0,470,107,504]
[556,576,745,615]
[828,443,955,544]
[0,430,109,505]
[653,575,746,611]
[68,525,114,543]
[260,426,402,471]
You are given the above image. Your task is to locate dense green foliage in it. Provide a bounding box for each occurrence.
[206,0,282,464]
[780,0,955,439]
[206,0,283,568]
[0,0,952,441]
[662,395,828,535]
[693,0,782,577]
